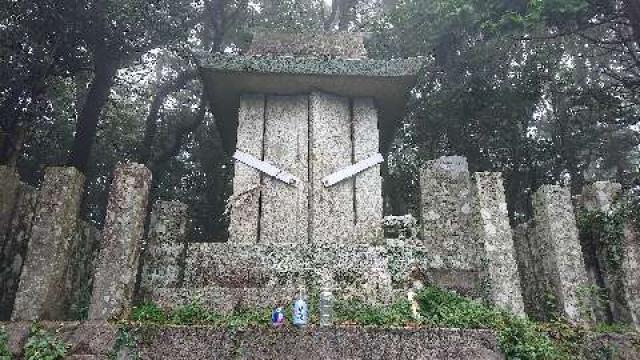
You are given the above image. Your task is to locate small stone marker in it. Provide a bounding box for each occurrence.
[12,167,85,320]
[89,163,151,320]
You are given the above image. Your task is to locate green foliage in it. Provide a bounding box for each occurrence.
[0,326,11,360]
[417,286,562,359]
[24,325,67,360]
[334,299,413,326]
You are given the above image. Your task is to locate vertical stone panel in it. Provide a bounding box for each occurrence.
[353,98,383,241]
[0,184,36,320]
[532,185,590,322]
[420,156,478,270]
[229,95,265,243]
[622,224,640,330]
[0,166,20,250]
[310,92,354,244]
[89,163,151,320]
[261,96,309,243]
[12,167,84,321]
[473,172,525,316]
[142,200,189,289]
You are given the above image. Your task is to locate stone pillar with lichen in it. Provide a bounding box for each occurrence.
[89,163,151,320]
[532,185,591,322]
[419,156,481,296]
[141,200,189,290]
[11,167,84,321]
[473,172,525,316]
[581,181,640,329]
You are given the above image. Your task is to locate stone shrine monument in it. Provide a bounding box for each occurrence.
[200,32,422,244]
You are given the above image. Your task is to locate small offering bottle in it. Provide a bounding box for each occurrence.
[271,307,285,327]
[292,288,308,328]
[319,287,334,327]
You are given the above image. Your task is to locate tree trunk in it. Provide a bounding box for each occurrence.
[623,0,640,43]
[68,58,118,173]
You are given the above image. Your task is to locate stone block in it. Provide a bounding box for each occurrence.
[11,167,84,320]
[89,163,151,320]
[0,184,36,320]
[260,95,309,244]
[310,92,354,243]
[353,98,383,241]
[581,181,622,213]
[228,95,265,243]
[141,201,189,290]
[247,32,368,59]
[513,222,547,319]
[473,172,525,316]
[420,156,478,270]
[532,185,590,322]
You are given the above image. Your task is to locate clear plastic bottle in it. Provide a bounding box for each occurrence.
[319,287,334,327]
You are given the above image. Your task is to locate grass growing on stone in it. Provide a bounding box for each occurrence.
[130,286,637,359]
[0,326,11,359]
[23,325,67,360]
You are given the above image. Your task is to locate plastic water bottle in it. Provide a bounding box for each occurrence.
[271,307,285,327]
[292,288,308,328]
[319,288,334,327]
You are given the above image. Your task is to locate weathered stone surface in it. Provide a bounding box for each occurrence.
[228,95,265,243]
[420,156,478,270]
[473,173,525,316]
[532,185,590,322]
[0,184,36,320]
[0,166,20,251]
[581,181,622,213]
[353,97,383,241]
[310,92,354,243]
[89,163,151,320]
[512,222,547,320]
[383,215,418,239]
[2,321,504,360]
[621,223,640,329]
[11,167,84,321]
[178,240,427,309]
[248,32,368,59]
[138,327,503,360]
[141,201,189,290]
[261,95,309,244]
[65,222,101,320]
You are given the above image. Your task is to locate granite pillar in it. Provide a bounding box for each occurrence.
[473,172,525,316]
[89,163,151,320]
[260,95,309,244]
[0,184,36,320]
[11,167,84,320]
[228,95,265,243]
[353,98,383,241]
[141,200,189,290]
[532,185,590,322]
[309,92,354,244]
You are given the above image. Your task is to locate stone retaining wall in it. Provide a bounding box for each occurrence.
[2,321,504,360]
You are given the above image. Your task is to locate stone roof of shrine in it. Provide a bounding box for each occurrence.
[198,32,423,153]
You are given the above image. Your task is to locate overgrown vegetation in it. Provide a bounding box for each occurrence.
[129,286,639,359]
[0,326,11,360]
[23,325,67,360]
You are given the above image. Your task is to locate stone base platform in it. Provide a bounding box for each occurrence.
[2,321,504,359]
[142,239,488,312]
